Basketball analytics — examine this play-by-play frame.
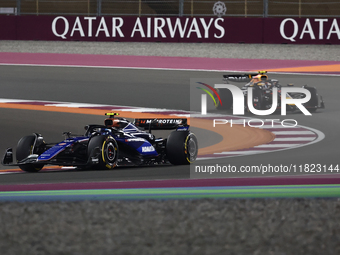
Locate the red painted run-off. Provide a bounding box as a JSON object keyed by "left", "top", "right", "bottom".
{"left": 0, "top": 52, "right": 339, "bottom": 74}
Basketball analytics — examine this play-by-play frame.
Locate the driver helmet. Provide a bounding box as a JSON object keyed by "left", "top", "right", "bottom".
{"left": 247, "top": 76, "right": 259, "bottom": 86}
{"left": 249, "top": 74, "right": 267, "bottom": 85}
{"left": 251, "top": 75, "right": 261, "bottom": 83}
{"left": 104, "top": 118, "right": 120, "bottom": 128}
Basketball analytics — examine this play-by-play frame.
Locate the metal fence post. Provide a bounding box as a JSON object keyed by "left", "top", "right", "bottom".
{"left": 179, "top": 0, "right": 184, "bottom": 17}
{"left": 139, "top": 0, "right": 141, "bottom": 16}
{"left": 263, "top": 0, "right": 268, "bottom": 17}
{"left": 299, "top": 0, "right": 301, "bottom": 18}
{"left": 97, "top": 0, "right": 102, "bottom": 16}
{"left": 191, "top": 0, "right": 194, "bottom": 17}
{"left": 36, "top": 0, "right": 39, "bottom": 15}
{"left": 245, "top": 0, "right": 247, "bottom": 17}
{"left": 16, "top": 0, "right": 21, "bottom": 15}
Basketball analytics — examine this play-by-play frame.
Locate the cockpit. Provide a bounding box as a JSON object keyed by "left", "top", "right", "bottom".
{"left": 247, "top": 74, "right": 268, "bottom": 86}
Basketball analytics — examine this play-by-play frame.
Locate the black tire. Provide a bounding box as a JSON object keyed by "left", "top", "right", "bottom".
{"left": 304, "top": 86, "right": 318, "bottom": 113}
{"left": 16, "top": 135, "right": 43, "bottom": 172}
{"left": 215, "top": 89, "right": 233, "bottom": 110}
{"left": 251, "top": 89, "right": 264, "bottom": 110}
{"left": 292, "top": 87, "right": 318, "bottom": 113}
{"left": 166, "top": 131, "right": 198, "bottom": 165}
{"left": 87, "top": 135, "right": 118, "bottom": 170}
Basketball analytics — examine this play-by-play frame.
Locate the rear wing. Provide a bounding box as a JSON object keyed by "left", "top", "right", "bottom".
{"left": 223, "top": 71, "right": 268, "bottom": 83}
{"left": 134, "top": 118, "right": 188, "bottom": 130}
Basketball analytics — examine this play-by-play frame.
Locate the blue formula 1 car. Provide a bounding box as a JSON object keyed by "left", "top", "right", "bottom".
{"left": 2, "top": 113, "right": 198, "bottom": 172}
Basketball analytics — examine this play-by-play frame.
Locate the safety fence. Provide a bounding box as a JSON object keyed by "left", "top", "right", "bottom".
{"left": 0, "top": 0, "right": 339, "bottom": 18}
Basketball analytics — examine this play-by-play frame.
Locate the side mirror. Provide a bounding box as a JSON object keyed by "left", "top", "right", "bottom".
{"left": 2, "top": 148, "right": 13, "bottom": 165}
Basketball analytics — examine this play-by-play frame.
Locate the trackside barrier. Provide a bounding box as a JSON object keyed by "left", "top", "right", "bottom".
{"left": 0, "top": 16, "right": 339, "bottom": 44}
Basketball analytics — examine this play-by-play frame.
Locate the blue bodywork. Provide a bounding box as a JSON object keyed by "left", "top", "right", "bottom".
{"left": 38, "top": 137, "right": 90, "bottom": 161}
{"left": 38, "top": 124, "right": 158, "bottom": 163}
{"left": 1, "top": 115, "right": 191, "bottom": 170}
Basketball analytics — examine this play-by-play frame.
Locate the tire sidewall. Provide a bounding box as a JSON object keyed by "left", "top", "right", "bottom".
{"left": 101, "top": 136, "right": 118, "bottom": 169}
{"left": 166, "top": 131, "right": 198, "bottom": 165}
{"left": 184, "top": 133, "right": 198, "bottom": 164}
{"left": 251, "top": 88, "right": 264, "bottom": 110}
{"left": 88, "top": 135, "right": 118, "bottom": 169}
{"left": 16, "top": 135, "right": 43, "bottom": 172}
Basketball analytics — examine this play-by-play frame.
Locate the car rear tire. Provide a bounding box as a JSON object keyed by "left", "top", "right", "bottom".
{"left": 251, "top": 89, "right": 264, "bottom": 110}
{"left": 292, "top": 86, "right": 319, "bottom": 113}
{"left": 166, "top": 131, "right": 198, "bottom": 165}
{"left": 304, "top": 86, "right": 318, "bottom": 113}
{"left": 16, "top": 135, "right": 43, "bottom": 172}
{"left": 87, "top": 135, "right": 119, "bottom": 170}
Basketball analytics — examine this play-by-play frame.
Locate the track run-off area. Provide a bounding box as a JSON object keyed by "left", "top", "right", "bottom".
{"left": 0, "top": 52, "right": 339, "bottom": 200}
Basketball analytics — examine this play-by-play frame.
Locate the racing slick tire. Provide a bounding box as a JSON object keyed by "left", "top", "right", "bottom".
{"left": 16, "top": 135, "right": 44, "bottom": 172}
{"left": 250, "top": 89, "right": 265, "bottom": 111}
{"left": 166, "top": 131, "right": 198, "bottom": 165}
{"left": 215, "top": 89, "right": 233, "bottom": 110}
{"left": 291, "top": 86, "right": 319, "bottom": 113}
{"left": 303, "top": 86, "right": 319, "bottom": 113}
{"left": 87, "top": 135, "right": 118, "bottom": 170}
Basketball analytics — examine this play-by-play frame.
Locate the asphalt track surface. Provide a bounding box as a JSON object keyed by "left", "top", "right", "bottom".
{"left": 0, "top": 65, "right": 339, "bottom": 184}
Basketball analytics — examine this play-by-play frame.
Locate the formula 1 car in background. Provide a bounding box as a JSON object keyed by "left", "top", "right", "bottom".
{"left": 2, "top": 113, "right": 198, "bottom": 172}
{"left": 215, "top": 71, "right": 325, "bottom": 113}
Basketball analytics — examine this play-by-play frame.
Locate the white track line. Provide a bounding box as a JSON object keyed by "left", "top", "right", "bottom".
{"left": 274, "top": 137, "right": 315, "bottom": 141}
{"left": 254, "top": 144, "right": 297, "bottom": 148}
{"left": 0, "top": 63, "right": 340, "bottom": 77}
{"left": 272, "top": 131, "right": 315, "bottom": 135}
{"left": 215, "top": 150, "right": 271, "bottom": 155}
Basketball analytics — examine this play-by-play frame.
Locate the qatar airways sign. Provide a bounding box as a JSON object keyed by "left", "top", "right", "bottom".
{"left": 0, "top": 16, "right": 338, "bottom": 44}
{"left": 51, "top": 16, "right": 225, "bottom": 41}
{"left": 280, "top": 18, "right": 340, "bottom": 42}
{"left": 264, "top": 18, "right": 340, "bottom": 44}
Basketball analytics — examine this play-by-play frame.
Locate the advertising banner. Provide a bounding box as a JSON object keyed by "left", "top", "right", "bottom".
{"left": 0, "top": 16, "right": 339, "bottom": 44}
{"left": 0, "top": 16, "right": 262, "bottom": 43}
{"left": 0, "top": 16, "right": 16, "bottom": 40}
{"left": 263, "top": 18, "right": 340, "bottom": 44}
